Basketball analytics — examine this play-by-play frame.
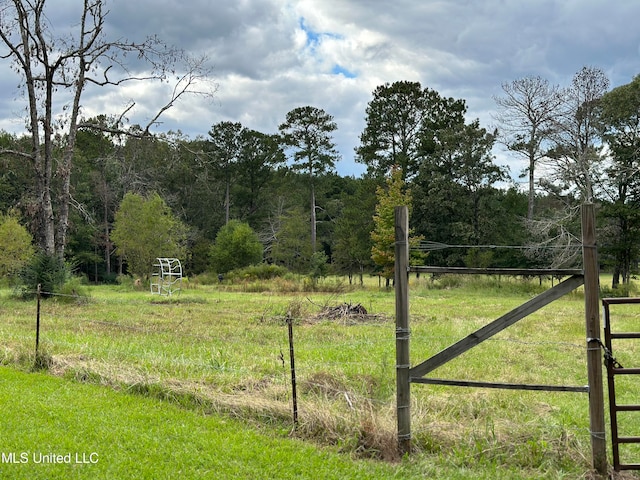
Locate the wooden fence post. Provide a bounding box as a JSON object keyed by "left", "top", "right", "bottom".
{"left": 582, "top": 202, "right": 607, "bottom": 475}
{"left": 395, "top": 206, "right": 411, "bottom": 455}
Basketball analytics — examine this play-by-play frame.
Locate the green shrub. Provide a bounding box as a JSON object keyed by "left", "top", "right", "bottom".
{"left": 226, "top": 263, "right": 289, "bottom": 281}
{"left": 302, "top": 276, "right": 347, "bottom": 293}
{"left": 188, "top": 272, "right": 220, "bottom": 286}
{"left": 425, "top": 274, "right": 463, "bottom": 290}
{"left": 102, "top": 272, "right": 119, "bottom": 284}
{"left": 308, "top": 251, "right": 329, "bottom": 284}
{"left": 57, "top": 276, "right": 91, "bottom": 304}
{"left": 600, "top": 282, "right": 639, "bottom": 298}
{"left": 209, "top": 220, "right": 263, "bottom": 274}
{"left": 114, "top": 274, "right": 148, "bottom": 291}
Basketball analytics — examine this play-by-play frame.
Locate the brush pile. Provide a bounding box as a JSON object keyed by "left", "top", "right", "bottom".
{"left": 320, "top": 302, "right": 368, "bottom": 318}
{"left": 309, "top": 302, "right": 387, "bottom": 325}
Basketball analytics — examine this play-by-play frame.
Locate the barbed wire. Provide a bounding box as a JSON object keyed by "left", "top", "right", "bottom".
{"left": 413, "top": 241, "right": 583, "bottom": 252}
{"left": 11, "top": 284, "right": 614, "bottom": 460}
{"left": 25, "top": 289, "right": 92, "bottom": 299}
{"left": 28, "top": 311, "right": 593, "bottom": 372}
{"left": 23, "top": 290, "right": 593, "bottom": 352}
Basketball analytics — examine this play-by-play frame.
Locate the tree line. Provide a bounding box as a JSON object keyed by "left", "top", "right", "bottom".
{"left": 0, "top": 2, "right": 638, "bottom": 289}
{"left": 1, "top": 72, "right": 638, "bottom": 288}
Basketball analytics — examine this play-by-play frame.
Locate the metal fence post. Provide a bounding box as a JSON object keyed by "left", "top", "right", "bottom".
{"left": 35, "top": 283, "right": 41, "bottom": 355}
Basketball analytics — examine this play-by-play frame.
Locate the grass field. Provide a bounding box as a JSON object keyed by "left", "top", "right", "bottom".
{"left": 1, "top": 274, "right": 640, "bottom": 479}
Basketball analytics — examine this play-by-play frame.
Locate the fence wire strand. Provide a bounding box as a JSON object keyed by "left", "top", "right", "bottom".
{"left": 414, "top": 241, "right": 584, "bottom": 252}
{"left": 5, "top": 288, "right": 609, "bottom": 456}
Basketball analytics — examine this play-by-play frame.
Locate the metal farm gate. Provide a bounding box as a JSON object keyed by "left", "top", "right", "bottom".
{"left": 394, "top": 203, "right": 608, "bottom": 475}
{"left": 603, "top": 297, "right": 640, "bottom": 471}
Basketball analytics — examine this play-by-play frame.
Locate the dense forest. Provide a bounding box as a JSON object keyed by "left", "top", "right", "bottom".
{"left": 1, "top": 70, "right": 639, "bottom": 290}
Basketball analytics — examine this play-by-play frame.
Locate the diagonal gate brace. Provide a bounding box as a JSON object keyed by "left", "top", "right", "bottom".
{"left": 410, "top": 274, "right": 585, "bottom": 380}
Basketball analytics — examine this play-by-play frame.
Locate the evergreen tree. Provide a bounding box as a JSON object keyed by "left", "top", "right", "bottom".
{"left": 599, "top": 74, "right": 640, "bottom": 288}
{"left": 279, "top": 106, "right": 340, "bottom": 253}
{"left": 412, "top": 117, "right": 508, "bottom": 266}
{"left": 207, "top": 122, "right": 243, "bottom": 224}
{"left": 234, "top": 130, "right": 285, "bottom": 225}
{"left": 333, "top": 178, "right": 377, "bottom": 284}
{"left": 357, "top": 80, "right": 466, "bottom": 181}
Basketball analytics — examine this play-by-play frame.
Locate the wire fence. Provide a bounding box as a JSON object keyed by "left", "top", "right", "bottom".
{"left": 15, "top": 288, "right": 599, "bottom": 416}
{"left": 8, "top": 285, "right": 630, "bottom": 466}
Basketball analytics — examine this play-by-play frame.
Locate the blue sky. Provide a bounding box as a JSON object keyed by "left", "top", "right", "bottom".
{"left": 299, "top": 17, "right": 356, "bottom": 78}
{"left": 0, "top": 0, "right": 639, "bottom": 182}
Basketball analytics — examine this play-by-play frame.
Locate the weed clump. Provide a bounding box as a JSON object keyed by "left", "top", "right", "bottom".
{"left": 32, "top": 350, "right": 53, "bottom": 371}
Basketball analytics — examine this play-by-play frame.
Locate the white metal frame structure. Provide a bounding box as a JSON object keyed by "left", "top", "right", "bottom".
{"left": 150, "top": 258, "right": 182, "bottom": 296}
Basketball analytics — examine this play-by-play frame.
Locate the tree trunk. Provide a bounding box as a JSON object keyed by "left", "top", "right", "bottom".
{"left": 55, "top": 157, "right": 71, "bottom": 259}
{"left": 612, "top": 264, "right": 620, "bottom": 289}
{"left": 472, "top": 191, "right": 481, "bottom": 245}
{"left": 56, "top": 55, "right": 87, "bottom": 259}
{"left": 528, "top": 154, "right": 535, "bottom": 220}
{"left": 310, "top": 183, "right": 317, "bottom": 252}
{"left": 622, "top": 249, "right": 631, "bottom": 286}
{"left": 2, "top": 0, "right": 212, "bottom": 262}
{"left": 34, "top": 150, "right": 56, "bottom": 256}
{"left": 94, "top": 245, "right": 98, "bottom": 283}
{"left": 105, "top": 200, "right": 112, "bottom": 276}
{"left": 225, "top": 181, "right": 230, "bottom": 224}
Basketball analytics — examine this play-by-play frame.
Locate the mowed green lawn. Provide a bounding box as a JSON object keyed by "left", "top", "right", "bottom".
{"left": 1, "top": 275, "right": 639, "bottom": 478}
{"left": 0, "top": 366, "right": 415, "bottom": 480}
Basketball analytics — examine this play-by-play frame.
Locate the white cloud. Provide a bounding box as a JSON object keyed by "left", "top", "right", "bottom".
{"left": 1, "top": 0, "right": 639, "bottom": 179}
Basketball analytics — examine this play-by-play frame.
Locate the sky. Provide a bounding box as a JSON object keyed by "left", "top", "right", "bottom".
{"left": 1, "top": 0, "right": 639, "bottom": 183}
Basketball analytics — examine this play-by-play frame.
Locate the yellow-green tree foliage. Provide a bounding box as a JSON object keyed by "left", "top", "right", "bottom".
{"left": 112, "top": 192, "right": 187, "bottom": 279}
{"left": 371, "top": 167, "right": 423, "bottom": 280}
{"left": 0, "top": 211, "right": 34, "bottom": 277}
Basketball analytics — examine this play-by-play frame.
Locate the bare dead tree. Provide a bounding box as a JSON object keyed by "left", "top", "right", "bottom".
{"left": 260, "top": 196, "right": 287, "bottom": 263}
{"left": 545, "top": 66, "right": 610, "bottom": 202}
{"left": 524, "top": 205, "right": 582, "bottom": 269}
{"left": 0, "top": 0, "right": 216, "bottom": 257}
{"left": 493, "top": 76, "right": 562, "bottom": 220}
{"left": 510, "top": 68, "right": 610, "bottom": 268}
